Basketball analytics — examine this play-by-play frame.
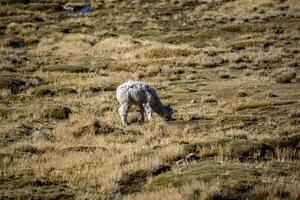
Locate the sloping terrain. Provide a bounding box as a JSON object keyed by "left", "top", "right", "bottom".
{"left": 0, "top": 0, "right": 300, "bottom": 199}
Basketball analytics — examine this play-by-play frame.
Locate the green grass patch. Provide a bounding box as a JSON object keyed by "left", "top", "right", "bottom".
{"left": 185, "top": 137, "right": 272, "bottom": 161}
{"left": 0, "top": 174, "right": 75, "bottom": 199}
{"left": 148, "top": 159, "right": 300, "bottom": 199}
{"left": 34, "top": 86, "right": 77, "bottom": 97}
{"left": 147, "top": 160, "right": 262, "bottom": 193}
{"left": 170, "top": 87, "right": 197, "bottom": 94}
{"left": 157, "top": 34, "right": 195, "bottom": 44}
{"left": 42, "top": 65, "right": 90, "bottom": 73}
{"left": 226, "top": 39, "right": 261, "bottom": 50}
{"left": 185, "top": 137, "right": 234, "bottom": 150}
{"left": 223, "top": 140, "right": 271, "bottom": 161}
{"left": 221, "top": 25, "right": 244, "bottom": 33}
{"left": 235, "top": 100, "right": 297, "bottom": 111}
{"left": 220, "top": 115, "right": 258, "bottom": 123}
{"left": 145, "top": 47, "right": 198, "bottom": 59}
{"left": 196, "top": 30, "right": 217, "bottom": 39}
{"left": 263, "top": 134, "right": 300, "bottom": 149}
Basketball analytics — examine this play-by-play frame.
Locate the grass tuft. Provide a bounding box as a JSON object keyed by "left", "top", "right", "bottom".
{"left": 34, "top": 87, "right": 55, "bottom": 97}
{"left": 273, "top": 68, "right": 296, "bottom": 83}
{"left": 0, "top": 106, "right": 10, "bottom": 119}
{"left": 222, "top": 140, "right": 271, "bottom": 161}
{"left": 45, "top": 106, "right": 72, "bottom": 120}
{"left": 0, "top": 73, "right": 26, "bottom": 93}
{"left": 202, "top": 95, "right": 217, "bottom": 103}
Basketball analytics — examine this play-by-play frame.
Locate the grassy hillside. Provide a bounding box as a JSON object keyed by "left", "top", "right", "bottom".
{"left": 0, "top": 0, "right": 300, "bottom": 199}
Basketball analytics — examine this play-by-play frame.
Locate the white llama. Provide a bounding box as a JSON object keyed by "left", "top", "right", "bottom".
{"left": 116, "top": 80, "right": 173, "bottom": 126}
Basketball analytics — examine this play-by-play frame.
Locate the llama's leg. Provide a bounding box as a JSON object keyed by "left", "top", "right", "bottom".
{"left": 143, "top": 103, "right": 152, "bottom": 121}
{"left": 138, "top": 105, "right": 144, "bottom": 124}
{"left": 118, "top": 103, "right": 130, "bottom": 126}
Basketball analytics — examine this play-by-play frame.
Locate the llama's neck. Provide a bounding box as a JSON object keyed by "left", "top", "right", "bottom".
{"left": 151, "top": 100, "right": 165, "bottom": 117}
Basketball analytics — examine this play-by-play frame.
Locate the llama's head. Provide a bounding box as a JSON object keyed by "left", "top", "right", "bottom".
{"left": 163, "top": 105, "right": 173, "bottom": 121}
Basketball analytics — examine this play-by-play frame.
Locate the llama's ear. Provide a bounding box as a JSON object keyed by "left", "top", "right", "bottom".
{"left": 167, "top": 104, "right": 170, "bottom": 108}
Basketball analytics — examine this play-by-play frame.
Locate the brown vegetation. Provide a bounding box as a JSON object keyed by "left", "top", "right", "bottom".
{"left": 0, "top": 0, "right": 300, "bottom": 199}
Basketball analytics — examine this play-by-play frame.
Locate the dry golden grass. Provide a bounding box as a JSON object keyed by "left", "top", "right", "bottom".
{"left": 0, "top": 0, "right": 300, "bottom": 199}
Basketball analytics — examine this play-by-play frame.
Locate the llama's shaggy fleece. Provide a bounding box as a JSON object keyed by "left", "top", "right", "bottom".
{"left": 116, "top": 80, "right": 173, "bottom": 126}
